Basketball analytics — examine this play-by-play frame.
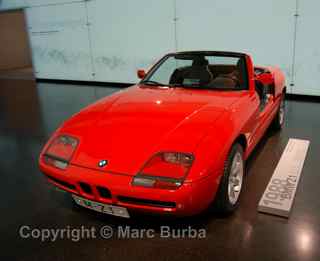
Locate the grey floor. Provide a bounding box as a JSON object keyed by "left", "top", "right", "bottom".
{"left": 1, "top": 73, "right": 320, "bottom": 261}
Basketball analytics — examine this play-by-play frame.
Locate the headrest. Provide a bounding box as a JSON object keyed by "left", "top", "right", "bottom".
{"left": 192, "top": 57, "right": 209, "bottom": 67}
{"left": 210, "top": 77, "right": 237, "bottom": 89}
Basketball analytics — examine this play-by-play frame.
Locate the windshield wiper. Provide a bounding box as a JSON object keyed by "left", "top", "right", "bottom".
{"left": 168, "top": 83, "right": 184, "bottom": 88}
{"left": 140, "top": 80, "right": 167, "bottom": 86}
{"left": 172, "top": 84, "right": 208, "bottom": 89}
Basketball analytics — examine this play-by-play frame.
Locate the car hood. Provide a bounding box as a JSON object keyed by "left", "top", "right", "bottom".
{"left": 60, "top": 85, "right": 239, "bottom": 175}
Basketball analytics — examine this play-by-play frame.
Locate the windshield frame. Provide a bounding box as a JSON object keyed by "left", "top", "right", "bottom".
{"left": 140, "top": 52, "right": 250, "bottom": 91}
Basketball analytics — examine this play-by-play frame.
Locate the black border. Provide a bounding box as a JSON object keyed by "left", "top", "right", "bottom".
{"left": 0, "top": 8, "right": 25, "bottom": 14}
{"left": 285, "top": 93, "right": 320, "bottom": 103}
{"left": 36, "top": 78, "right": 320, "bottom": 102}
{"left": 36, "top": 78, "right": 133, "bottom": 88}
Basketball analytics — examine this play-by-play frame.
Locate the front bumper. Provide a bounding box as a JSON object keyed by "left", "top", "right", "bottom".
{"left": 39, "top": 162, "right": 219, "bottom": 216}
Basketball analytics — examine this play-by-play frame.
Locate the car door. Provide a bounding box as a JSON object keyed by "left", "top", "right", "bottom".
{"left": 250, "top": 85, "right": 277, "bottom": 145}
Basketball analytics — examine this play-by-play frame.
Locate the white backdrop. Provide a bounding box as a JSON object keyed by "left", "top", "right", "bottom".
{"left": 0, "top": 0, "right": 319, "bottom": 96}
{"left": 293, "top": 1, "right": 320, "bottom": 96}
{"left": 176, "top": 0, "right": 295, "bottom": 86}
{"left": 26, "top": 2, "right": 93, "bottom": 81}
{"left": 86, "top": 0, "right": 175, "bottom": 83}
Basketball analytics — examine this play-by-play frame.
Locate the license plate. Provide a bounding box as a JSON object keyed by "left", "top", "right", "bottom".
{"left": 72, "top": 194, "right": 130, "bottom": 218}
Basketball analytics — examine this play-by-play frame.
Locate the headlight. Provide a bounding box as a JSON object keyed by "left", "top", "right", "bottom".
{"left": 132, "top": 152, "right": 194, "bottom": 190}
{"left": 43, "top": 135, "right": 78, "bottom": 170}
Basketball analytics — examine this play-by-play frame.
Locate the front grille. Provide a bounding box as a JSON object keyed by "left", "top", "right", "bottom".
{"left": 118, "top": 196, "right": 176, "bottom": 208}
{"left": 96, "top": 186, "right": 112, "bottom": 199}
{"left": 79, "top": 182, "right": 92, "bottom": 194}
{"left": 46, "top": 175, "right": 76, "bottom": 190}
{"left": 45, "top": 175, "right": 112, "bottom": 200}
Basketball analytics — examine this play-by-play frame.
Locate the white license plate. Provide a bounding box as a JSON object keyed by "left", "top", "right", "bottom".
{"left": 72, "top": 194, "right": 130, "bottom": 218}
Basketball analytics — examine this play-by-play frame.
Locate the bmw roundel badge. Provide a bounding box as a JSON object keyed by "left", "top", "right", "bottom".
{"left": 98, "top": 160, "right": 108, "bottom": 168}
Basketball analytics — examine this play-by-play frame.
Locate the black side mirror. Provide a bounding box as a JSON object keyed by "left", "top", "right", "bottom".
{"left": 255, "top": 79, "right": 275, "bottom": 96}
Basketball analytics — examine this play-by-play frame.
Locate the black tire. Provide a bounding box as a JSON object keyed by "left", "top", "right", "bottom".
{"left": 272, "top": 93, "right": 285, "bottom": 130}
{"left": 213, "top": 143, "right": 245, "bottom": 214}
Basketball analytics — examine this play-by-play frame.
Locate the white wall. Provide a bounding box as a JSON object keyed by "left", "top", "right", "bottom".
{"left": 293, "top": 1, "right": 320, "bottom": 96}
{"left": 176, "top": 0, "right": 295, "bottom": 83}
{"left": 26, "top": 2, "right": 93, "bottom": 81}
{"left": 86, "top": 0, "right": 175, "bottom": 83}
{"left": 0, "top": 0, "right": 319, "bottom": 96}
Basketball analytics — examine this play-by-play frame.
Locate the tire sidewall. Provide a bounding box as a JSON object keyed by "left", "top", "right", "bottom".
{"left": 274, "top": 93, "right": 285, "bottom": 129}
{"left": 214, "top": 143, "right": 245, "bottom": 213}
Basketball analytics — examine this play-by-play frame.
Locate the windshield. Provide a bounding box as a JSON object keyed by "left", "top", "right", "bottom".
{"left": 142, "top": 53, "right": 248, "bottom": 90}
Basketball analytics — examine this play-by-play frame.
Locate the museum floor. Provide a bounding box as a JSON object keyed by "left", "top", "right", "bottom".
{"left": 1, "top": 70, "right": 319, "bottom": 261}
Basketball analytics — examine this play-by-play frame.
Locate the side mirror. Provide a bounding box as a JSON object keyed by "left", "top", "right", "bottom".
{"left": 255, "top": 72, "right": 274, "bottom": 85}
{"left": 137, "top": 69, "right": 146, "bottom": 79}
{"left": 255, "top": 79, "right": 274, "bottom": 96}
{"left": 255, "top": 72, "right": 275, "bottom": 95}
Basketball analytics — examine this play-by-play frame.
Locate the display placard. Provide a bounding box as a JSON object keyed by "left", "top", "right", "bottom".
{"left": 258, "top": 138, "right": 309, "bottom": 218}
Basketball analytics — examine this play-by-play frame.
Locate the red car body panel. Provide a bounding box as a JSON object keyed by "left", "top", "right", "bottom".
{"left": 39, "top": 51, "right": 286, "bottom": 216}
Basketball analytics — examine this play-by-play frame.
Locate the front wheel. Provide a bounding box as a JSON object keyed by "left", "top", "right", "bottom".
{"left": 213, "top": 143, "right": 245, "bottom": 214}
{"left": 272, "top": 93, "right": 285, "bottom": 130}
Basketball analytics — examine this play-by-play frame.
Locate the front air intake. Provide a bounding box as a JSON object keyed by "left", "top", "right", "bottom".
{"left": 118, "top": 196, "right": 176, "bottom": 208}
{"left": 46, "top": 175, "right": 76, "bottom": 191}
{"left": 96, "top": 186, "right": 112, "bottom": 199}
{"left": 79, "top": 182, "right": 92, "bottom": 194}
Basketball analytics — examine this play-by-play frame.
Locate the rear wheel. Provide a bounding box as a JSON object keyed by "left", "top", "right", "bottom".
{"left": 213, "top": 143, "right": 244, "bottom": 214}
{"left": 272, "top": 93, "right": 285, "bottom": 130}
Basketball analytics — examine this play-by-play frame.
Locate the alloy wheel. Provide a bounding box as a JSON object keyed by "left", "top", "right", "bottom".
{"left": 228, "top": 152, "right": 244, "bottom": 205}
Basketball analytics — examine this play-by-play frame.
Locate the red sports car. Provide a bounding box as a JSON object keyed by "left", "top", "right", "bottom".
{"left": 39, "top": 51, "right": 286, "bottom": 218}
